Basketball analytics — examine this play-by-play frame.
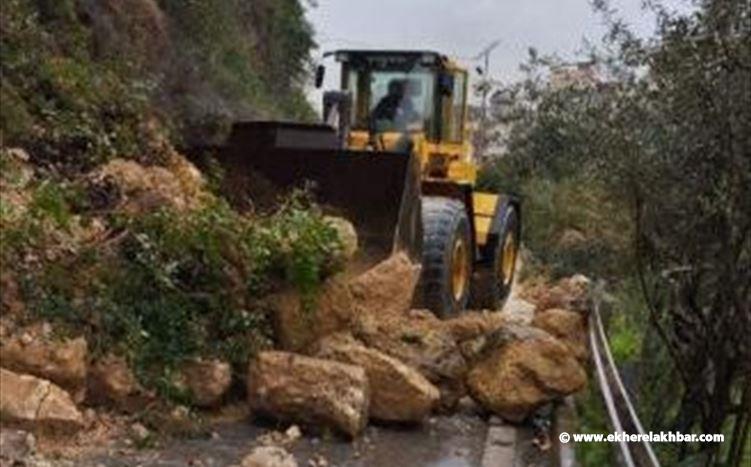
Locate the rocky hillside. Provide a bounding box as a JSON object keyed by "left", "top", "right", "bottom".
{"left": 0, "top": 0, "right": 316, "bottom": 169}
{"left": 1, "top": 0, "right": 345, "bottom": 435}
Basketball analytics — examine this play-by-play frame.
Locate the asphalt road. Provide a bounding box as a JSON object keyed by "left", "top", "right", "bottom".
{"left": 82, "top": 410, "right": 488, "bottom": 467}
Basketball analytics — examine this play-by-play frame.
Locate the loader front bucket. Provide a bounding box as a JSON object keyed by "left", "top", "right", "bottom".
{"left": 220, "top": 121, "right": 422, "bottom": 268}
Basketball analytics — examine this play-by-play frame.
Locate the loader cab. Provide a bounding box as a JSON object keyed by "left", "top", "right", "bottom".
{"left": 327, "top": 50, "right": 469, "bottom": 153}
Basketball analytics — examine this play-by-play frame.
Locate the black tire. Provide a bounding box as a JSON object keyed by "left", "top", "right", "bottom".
{"left": 419, "top": 197, "right": 472, "bottom": 318}
{"left": 469, "top": 205, "right": 520, "bottom": 310}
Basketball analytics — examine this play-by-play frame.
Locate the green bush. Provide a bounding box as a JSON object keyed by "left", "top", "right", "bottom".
{"left": 7, "top": 190, "right": 342, "bottom": 399}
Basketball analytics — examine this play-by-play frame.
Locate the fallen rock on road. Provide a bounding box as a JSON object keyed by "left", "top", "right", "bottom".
{"left": 271, "top": 274, "right": 355, "bottom": 352}
{"left": 0, "top": 329, "right": 88, "bottom": 403}
{"left": 466, "top": 324, "right": 587, "bottom": 422}
{"left": 247, "top": 351, "right": 370, "bottom": 438}
{"left": 241, "top": 445, "right": 298, "bottom": 467}
{"left": 352, "top": 311, "right": 468, "bottom": 410}
{"left": 521, "top": 274, "right": 590, "bottom": 312}
{"left": 0, "top": 368, "right": 84, "bottom": 432}
{"left": 349, "top": 252, "right": 421, "bottom": 318}
{"left": 314, "top": 332, "right": 439, "bottom": 422}
{"left": 270, "top": 253, "right": 422, "bottom": 353}
{"left": 532, "top": 308, "right": 588, "bottom": 361}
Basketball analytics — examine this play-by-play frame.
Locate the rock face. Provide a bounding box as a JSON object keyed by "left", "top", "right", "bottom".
{"left": 466, "top": 324, "right": 587, "bottom": 422}
{"left": 247, "top": 351, "right": 369, "bottom": 437}
{"left": 241, "top": 446, "right": 297, "bottom": 467}
{"left": 353, "top": 311, "right": 467, "bottom": 409}
{"left": 532, "top": 308, "right": 588, "bottom": 361}
{"left": 271, "top": 274, "right": 355, "bottom": 352}
{"left": 315, "top": 333, "right": 439, "bottom": 422}
{"left": 349, "top": 253, "right": 421, "bottom": 317}
{"left": 178, "top": 358, "right": 232, "bottom": 407}
{"left": 0, "top": 334, "right": 87, "bottom": 402}
{"left": 87, "top": 354, "right": 140, "bottom": 407}
{"left": 0, "top": 368, "right": 84, "bottom": 432}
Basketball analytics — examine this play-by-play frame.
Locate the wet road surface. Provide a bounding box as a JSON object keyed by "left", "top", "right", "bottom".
{"left": 83, "top": 411, "right": 488, "bottom": 467}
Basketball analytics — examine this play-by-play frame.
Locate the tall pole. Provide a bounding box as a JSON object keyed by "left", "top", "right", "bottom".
{"left": 474, "top": 39, "right": 501, "bottom": 160}
{"left": 482, "top": 51, "right": 490, "bottom": 129}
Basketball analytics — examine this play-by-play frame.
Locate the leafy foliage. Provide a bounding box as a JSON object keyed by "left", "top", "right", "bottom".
{"left": 3, "top": 184, "right": 342, "bottom": 398}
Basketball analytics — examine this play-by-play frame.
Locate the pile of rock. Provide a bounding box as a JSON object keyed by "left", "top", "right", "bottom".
{"left": 0, "top": 152, "right": 591, "bottom": 447}
{"left": 0, "top": 151, "right": 237, "bottom": 443}
{"left": 0, "top": 326, "right": 234, "bottom": 436}
{"left": 250, "top": 250, "right": 591, "bottom": 437}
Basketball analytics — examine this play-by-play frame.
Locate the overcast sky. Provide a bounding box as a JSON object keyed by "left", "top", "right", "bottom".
{"left": 305, "top": 0, "right": 692, "bottom": 104}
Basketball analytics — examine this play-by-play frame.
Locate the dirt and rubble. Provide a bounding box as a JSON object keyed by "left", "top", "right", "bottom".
{"left": 0, "top": 148, "right": 592, "bottom": 466}
{"left": 0, "top": 251, "right": 590, "bottom": 466}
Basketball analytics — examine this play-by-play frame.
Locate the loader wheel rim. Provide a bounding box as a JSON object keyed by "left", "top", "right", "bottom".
{"left": 451, "top": 237, "right": 469, "bottom": 302}
{"left": 501, "top": 233, "right": 517, "bottom": 286}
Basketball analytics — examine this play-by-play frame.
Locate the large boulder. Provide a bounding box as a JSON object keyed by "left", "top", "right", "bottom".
{"left": 177, "top": 358, "right": 232, "bottom": 408}
{"left": 0, "top": 368, "right": 84, "bottom": 432}
{"left": 466, "top": 324, "right": 587, "bottom": 422}
{"left": 441, "top": 311, "right": 507, "bottom": 343}
{"left": 241, "top": 446, "right": 297, "bottom": 467}
{"left": 520, "top": 275, "right": 590, "bottom": 312}
{"left": 532, "top": 308, "right": 588, "bottom": 361}
{"left": 349, "top": 253, "right": 421, "bottom": 317}
{"left": 0, "top": 331, "right": 87, "bottom": 402}
{"left": 314, "top": 333, "right": 439, "bottom": 422}
{"left": 270, "top": 274, "right": 355, "bottom": 352}
{"left": 247, "top": 351, "right": 369, "bottom": 438}
{"left": 352, "top": 311, "right": 467, "bottom": 410}
{"left": 498, "top": 296, "right": 537, "bottom": 325}
{"left": 270, "top": 253, "right": 421, "bottom": 352}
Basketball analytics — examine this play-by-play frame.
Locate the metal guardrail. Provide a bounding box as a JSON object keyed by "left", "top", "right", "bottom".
{"left": 589, "top": 299, "right": 661, "bottom": 467}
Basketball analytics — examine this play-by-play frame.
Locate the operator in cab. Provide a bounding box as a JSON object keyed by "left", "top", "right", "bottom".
{"left": 371, "top": 78, "right": 422, "bottom": 132}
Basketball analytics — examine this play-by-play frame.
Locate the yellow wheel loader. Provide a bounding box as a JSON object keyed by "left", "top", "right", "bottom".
{"left": 217, "top": 50, "right": 520, "bottom": 317}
